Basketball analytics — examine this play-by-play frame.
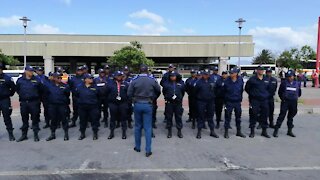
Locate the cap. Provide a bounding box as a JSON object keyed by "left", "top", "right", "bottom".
{"left": 266, "top": 67, "right": 272, "bottom": 73}
{"left": 103, "top": 64, "right": 110, "bottom": 69}
{"left": 168, "top": 64, "right": 174, "bottom": 68}
{"left": 196, "top": 71, "right": 202, "bottom": 75}
{"left": 98, "top": 68, "right": 105, "bottom": 74}
{"left": 212, "top": 66, "right": 218, "bottom": 71}
{"left": 190, "top": 69, "right": 196, "bottom": 74}
{"left": 48, "top": 72, "right": 53, "bottom": 76}
{"left": 36, "top": 67, "right": 44, "bottom": 71}
{"left": 82, "top": 65, "right": 88, "bottom": 70}
{"left": 123, "top": 66, "right": 129, "bottom": 71}
{"left": 169, "top": 71, "right": 178, "bottom": 76}
{"left": 76, "top": 66, "right": 84, "bottom": 71}
{"left": 52, "top": 72, "right": 62, "bottom": 77}
{"left": 24, "top": 65, "right": 34, "bottom": 71}
{"left": 202, "top": 69, "right": 210, "bottom": 75}
{"left": 286, "top": 70, "right": 296, "bottom": 77}
{"left": 229, "top": 68, "right": 238, "bottom": 74}
{"left": 114, "top": 71, "right": 124, "bottom": 77}
{"left": 84, "top": 74, "right": 94, "bottom": 79}
{"left": 140, "top": 64, "right": 148, "bottom": 72}
{"left": 222, "top": 71, "right": 228, "bottom": 75}
{"left": 56, "top": 67, "right": 64, "bottom": 72}
{"left": 256, "top": 65, "right": 264, "bottom": 70}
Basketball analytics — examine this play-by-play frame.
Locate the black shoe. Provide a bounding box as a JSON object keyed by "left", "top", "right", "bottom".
{"left": 16, "top": 132, "right": 28, "bottom": 142}
{"left": 43, "top": 124, "right": 50, "bottom": 129}
{"left": 134, "top": 147, "right": 140, "bottom": 152}
{"left": 93, "top": 132, "right": 98, "bottom": 140}
{"left": 196, "top": 129, "right": 201, "bottom": 139}
{"left": 287, "top": 128, "right": 296, "bottom": 137}
{"left": 108, "top": 130, "right": 114, "bottom": 139}
{"left": 46, "top": 133, "right": 56, "bottom": 141}
{"left": 215, "top": 122, "right": 220, "bottom": 129}
{"left": 8, "top": 131, "right": 15, "bottom": 141}
{"left": 177, "top": 129, "right": 183, "bottom": 138}
{"left": 224, "top": 128, "right": 229, "bottom": 139}
{"left": 261, "top": 128, "right": 271, "bottom": 138}
{"left": 249, "top": 128, "right": 255, "bottom": 138}
{"left": 167, "top": 128, "right": 172, "bottom": 138}
{"left": 64, "top": 131, "right": 69, "bottom": 141}
{"left": 34, "top": 132, "right": 40, "bottom": 142}
{"left": 236, "top": 129, "right": 246, "bottom": 138}
{"left": 78, "top": 132, "right": 86, "bottom": 140}
{"left": 256, "top": 124, "right": 262, "bottom": 129}
{"left": 128, "top": 122, "right": 133, "bottom": 129}
{"left": 146, "top": 152, "right": 152, "bottom": 157}
{"left": 122, "top": 130, "right": 127, "bottom": 139}
{"left": 273, "top": 128, "right": 279, "bottom": 138}
{"left": 210, "top": 130, "right": 219, "bottom": 138}
{"left": 69, "top": 121, "right": 76, "bottom": 128}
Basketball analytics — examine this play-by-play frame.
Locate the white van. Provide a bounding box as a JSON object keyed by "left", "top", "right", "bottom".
{"left": 3, "top": 70, "right": 24, "bottom": 84}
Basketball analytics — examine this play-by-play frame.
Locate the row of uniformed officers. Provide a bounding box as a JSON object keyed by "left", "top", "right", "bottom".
{"left": 0, "top": 63, "right": 301, "bottom": 143}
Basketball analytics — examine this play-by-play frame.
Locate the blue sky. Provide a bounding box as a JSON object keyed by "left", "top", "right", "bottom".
{"left": 1, "top": 0, "right": 319, "bottom": 63}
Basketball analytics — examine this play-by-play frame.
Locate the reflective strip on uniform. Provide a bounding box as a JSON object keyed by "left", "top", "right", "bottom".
{"left": 97, "top": 83, "right": 105, "bottom": 87}
{"left": 286, "top": 87, "right": 297, "bottom": 91}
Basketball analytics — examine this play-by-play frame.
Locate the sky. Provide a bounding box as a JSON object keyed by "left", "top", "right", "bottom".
{"left": 0, "top": 0, "right": 320, "bottom": 64}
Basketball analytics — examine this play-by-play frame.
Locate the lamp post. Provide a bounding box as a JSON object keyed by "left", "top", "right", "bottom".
{"left": 235, "top": 18, "right": 246, "bottom": 70}
{"left": 19, "top": 16, "right": 31, "bottom": 68}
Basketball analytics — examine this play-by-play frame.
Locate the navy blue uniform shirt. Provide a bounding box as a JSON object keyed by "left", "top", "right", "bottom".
{"left": 278, "top": 80, "right": 301, "bottom": 101}
{"left": 162, "top": 80, "right": 185, "bottom": 102}
{"left": 69, "top": 75, "right": 84, "bottom": 94}
{"left": 75, "top": 83, "right": 99, "bottom": 105}
{"left": 16, "top": 75, "right": 43, "bottom": 101}
{"left": 265, "top": 76, "right": 278, "bottom": 98}
{"left": 245, "top": 75, "right": 270, "bottom": 101}
{"left": 223, "top": 76, "right": 244, "bottom": 102}
{"left": 106, "top": 80, "right": 129, "bottom": 103}
{"left": 46, "top": 81, "right": 70, "bottom": 105}
{"left": 0, "top": 73, "right": 16, "bottom": 99}
{"left": 194, "top": 78, "right": 215, "bottom": 101}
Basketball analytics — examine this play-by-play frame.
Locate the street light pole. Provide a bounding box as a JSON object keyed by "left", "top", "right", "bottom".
{"left": 235, "top": 18, "right": 246, "bottom": 71}
{"left": 19, "top": 16, "right": 31, "bottom": 68}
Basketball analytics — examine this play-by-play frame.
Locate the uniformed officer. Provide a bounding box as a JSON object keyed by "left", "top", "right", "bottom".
{"left": 265, "top": 68, "right": 278, "bottom": 128}
{"left": 194, "top": 69, "right": 219, "bottom": 139}
{"left": 223, "top": 68, "right": 246, "bottom": 138}
{"left": 102, "top": 64, "right": 112, "bottom": 125}
{"left": 107, "top": 71, "right": 130, "bottom": 139}
{"left": 0, "top": 63, "right": 16, "bottom": 141}
{"left": 35, "top": 67, "right": 50, "bottom": 129}
{"left": 94, "top": 68, "right": 110, "bottom": 128}
{"left": 273, "top": 70, "right": 301, "bottom": 138}
{"left": 160, "top": 64, "right": 175, "bottom": 86}
{"left": 16, "top": 65, "right": 44, "bottom": 142}
{"left": 122, "top": 66, "right": 134, "bottom": 129}
{"left": 214, "top": 71, "right": 228, "bottom": 129}
{"left": 69, "top": 66, "right": 85, "bottom": 128}
{"left": 82, "top": 64, "right": 89, "bottom": 74}
{"left": 245, "top": 66, "right": 271, "bottom": 138}
{"left": 162, "top": 71, "right": 185, "bottom": 138}
{"left": 45, "top": 73, "right": 71, "bottom": 141}
{"left": 128, "top": 64, "right": 161, "bottom": 157}
{"left": 75, "top": 74, "right": 100, "bottom": 140}
{"left": 185, "top": 69, "right": 197, "bottom": 124}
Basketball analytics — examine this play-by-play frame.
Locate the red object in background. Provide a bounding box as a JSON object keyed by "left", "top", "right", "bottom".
{"left": 316, "top": 17, "right": 320, "bottom": 87}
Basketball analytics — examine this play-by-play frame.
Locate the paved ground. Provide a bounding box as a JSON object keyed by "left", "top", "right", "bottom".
{"left": 0, "top": 112, "right": 319, "bottom": 179}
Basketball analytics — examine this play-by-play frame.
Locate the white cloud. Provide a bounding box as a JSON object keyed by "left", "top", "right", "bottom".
{"left": 0, "top": 15, "right": 21, "bottom": 27}
{"left": 125, "top": 9, "right": 169, "bottom": 35}
{"left": 61, "top": 0, "right": 71, "bottom": 5}
{"left": 32, "top": 24, "right": 61, "bottom": 34}
{"left": 182, "top": 28, "right": 196, "bottom": 35}
{"left": 248, "top": 24, "right": 317, "bottom": 55}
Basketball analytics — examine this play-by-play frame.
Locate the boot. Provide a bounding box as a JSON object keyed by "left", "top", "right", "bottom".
{"left": 236, "top": 127, "right": 246, "bottom": 138}
{"left": 261, "top": 128, "right": 271, "bottom": 138}
{"left": 34, "top": 132, "right": 40, "bottom": 142}
{"left": 128, "top": 122, "right": 133, "bottom": 129}
{"left": 196, "top": 129, "right": 201, "bottom": 139}
{"left": 210, "top": 129, "right": 219, "bottom": 138}
{"left": 287, "top": 128, "right": 296, "bottom": 137}
{"left": 7, "top": 130, "right": 15, "bottom": 141}
{"left": 46, "top": 132, "right": 56, "bottom": 141}
{"left": 78, "top": 131, "right": 86, "bottom": 140}
{"left": 224, "top": 128, "right": 229, "bottom": 139}
{"left": 64, "top": 130, "right": 69, "bottom": 141}
{"left": 273, "top": 127, "right": 279, "bottom": 138}
{"left": 108, "top": 129, "right": 114, "bottom": 139}
{"left": 122, "top": 129, "right": 127, "bottom": 139}
{"left": 93, "top": 131, "right": 98, "bottom": 140}
{"left": 177, "top": 129, "right": 183, "bottom": 138}
{"left": 17, "top": 131, "right": 28, "bottom": 142}
{"left": 69, "top": 121, "right": 76, "bottom": 128}
{"left": 215, "top": 122, "right": 220, "bottom": 129}
{"left": 249, "top": 128, "right": 255, "bottom": 138}
{"left": 167, "top": 128, "right": 172, "bottom": 138}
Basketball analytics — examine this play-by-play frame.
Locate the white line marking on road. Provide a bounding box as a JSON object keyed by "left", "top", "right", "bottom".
{"left": 0, "top": 166, "right": 320, "bottom": 176}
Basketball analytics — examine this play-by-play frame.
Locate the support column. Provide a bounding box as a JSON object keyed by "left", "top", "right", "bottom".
{"left": 43, "top": 56, "right": 54, "bottom": 76}
{"left": 218, "top": 57, "right": 229, "bottom": 74}
{"left": 70, "top": 58, "right": 77, "bottom": 74}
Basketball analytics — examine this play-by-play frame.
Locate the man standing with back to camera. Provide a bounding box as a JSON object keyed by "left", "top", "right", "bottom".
{"left": 128, "top": 65, "right": 160, "bottom": 157}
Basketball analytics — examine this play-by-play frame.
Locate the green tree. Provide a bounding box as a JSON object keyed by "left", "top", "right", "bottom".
{"left": 300, "top": 45, "right": 316, "bottom": 61}
{"left": 277, "top": 50, "right": 303, "bottom": 69}
{"left": 252, "top": 49, "right": 275, "bottom": 64}
{"left": 107, "top": 41, "right": 154, "bottom": 72}
{"left": 0, "top": 49, "right": 20, "bottom": 66}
